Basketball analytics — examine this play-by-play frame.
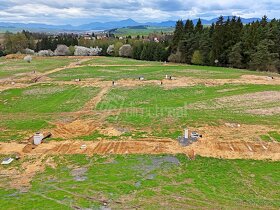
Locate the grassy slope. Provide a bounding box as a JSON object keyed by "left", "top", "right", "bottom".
{"left": 49, "top": 65, "right": 255, "bottom": 81}
{"left": 82, "top": 56, "right": 162, "bottom": 65}
{"left": 0, "top": 84, "right": 99, "bottom": 113}
{"left": 0, "top": 84, "right": 99, "bottom": 141}
{"left": 0, "top": 57, "right": 73, "bottom": 79}
{"left": 1, "top": 57, "right": 280, "bottom": 209}
{"left": 2, "top": 56, "right": 280, "bottom": 140}
{"left": 97, "top": 85, "right": 280, "bottom": 134}
{"left": 0, "top": 155, "right": 279, "bottom": 209}
{"left": 50, "top": 56, "right": 277, "bottom": 81}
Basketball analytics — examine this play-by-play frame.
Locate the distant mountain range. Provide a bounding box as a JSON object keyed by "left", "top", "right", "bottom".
{"left": 0, "top": 17, "right": 265, "bottom": 32}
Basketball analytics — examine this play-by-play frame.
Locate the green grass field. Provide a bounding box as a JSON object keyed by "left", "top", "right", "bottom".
{"left": 49, "top": 64, "right": 261, "bottom": 81}
{"left": 0, "top": 56, "right": 280, "bottom": 209}
{"left": 0, "top": 84, "right": 99, "bottom": 141}
{"left": 1, "top": 155, "right": 280, "bottom": 209}
{"left": 82, "top": 56, "right": 162, "bottom": 65}
{"left": 98, "top": 84, "right": 280, "bottom": 129}
{"left": 1, "top": 56, "right": 280, "bottom": 141}
{"left": 0, "top": 57, "right": 73, "bottom": 79}
{"left": 112, "top": 26, "right": 174, "bottom": 36}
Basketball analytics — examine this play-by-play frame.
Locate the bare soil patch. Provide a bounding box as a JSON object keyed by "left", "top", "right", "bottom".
{"left": 51, "top": 120, "right": 98, "bottom": 139}
{"left": 0, "top": 155, "right": 55, "bottom": 189}
{"left": 240, "top": 74, "right": 280, "bottom": 85}
{"left": 0, "top": 82, "right": 32, "bottom": 92}
{"left": 1, "top": 122, "right": 280, "bottom": 189}
{"left": 5, "top": 54, "right": 26, "bottom": 59}
{"left": 1, "top": 134, "right": 280, "bottom": 161}
{"left": 99, "top": 127, "right": 124, "bottom": 136}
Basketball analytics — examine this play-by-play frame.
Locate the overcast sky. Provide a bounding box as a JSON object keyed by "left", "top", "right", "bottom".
{"left": 0, "top": 0, "right": 279, "bottom": 25}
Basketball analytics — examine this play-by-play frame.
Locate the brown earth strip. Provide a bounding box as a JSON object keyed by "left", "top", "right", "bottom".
{"left": 1, "top": 136, "right": 280, "bottom": 189}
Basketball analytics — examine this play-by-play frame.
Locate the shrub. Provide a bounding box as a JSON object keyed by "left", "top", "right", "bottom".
{"left": 191, "top": 50, "right": 203, "bottom": 65}
{"left": 89, "top": 47, "right": 102, "bottom": 56}
{"left": 54, "top": 45, "right": 70, "bottom": 56}
{"left": 74, "top": 46, "right": 89, "bottom": 56}
{"left": 23, "top": 55, "right": 32, "bottom": 63}
{"left": 132, "top": 43, "right": 144, "bottom": 60}
{"left": 168, "top": 50, "right": 182, "bottom": 63}
{"left": 119, "top": 44, "right": 132, "bottom": 57}
{"left": 68, "top": 46, "right": 75, "bottom": 56}
{"left": 0, "top": 51, "right": 4, "bottom": 57}
{"left": 24, "top": 48, "right": 35, "bottom": 55}
{"left": 107, "top": 45, "right": 114, "bottom": 56}
{"left": 114, "top": 42, "right": 123, "bottom": 57}
{"left": 74, "top": 46, "right": 102, "bottom": 56}
{"left": 37, "top": 50, "right": 54, "bottom": 57}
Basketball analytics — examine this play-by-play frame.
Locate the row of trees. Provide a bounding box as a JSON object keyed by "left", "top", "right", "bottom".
{"left": 2, "top": 16, "right": 280, "bottom": 73}
{"left": 36, "top": 34, "right": 79, "bottom": 51}
{"left": 2, "top": 32, "right": 81, "bottom": 54}
{"left": 171, "top": 16, "right": 280, "bottom": 72}
{"left": 105, "top": 41, "right": 169, "bottom": 61}
{"left": 3, "top": 31, "right": 34, "bottom": 54}
{"left": 1, "top": 31, "right": 169, "bottom": 61}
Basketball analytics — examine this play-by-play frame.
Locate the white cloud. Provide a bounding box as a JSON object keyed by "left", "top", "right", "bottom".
{"left": 0, "top": 0, "right": 279, "bottom": 24}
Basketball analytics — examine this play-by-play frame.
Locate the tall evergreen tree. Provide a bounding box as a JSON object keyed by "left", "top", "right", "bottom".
{"left": 185, "top": 19, "right": 194, "bottom": 34}
{"left": 211, "top": 16, "right": 227, "bottom": 64}
{"left": 195, "top": 18, "right": 203, "bottom": 33}
{"left": 172, "top": 20, "right": 184, "bottom": 48}
{"left": 229, "top": 42, "right": 243, "bottom": 68}
{"left": 250, "top": 39, "right": 279, "bottom": 72}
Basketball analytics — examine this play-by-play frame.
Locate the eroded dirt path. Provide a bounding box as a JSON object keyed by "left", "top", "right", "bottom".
{"left": 1, "top": 138, "right": 280, "bottom": 160}
{"left": 82, "top": 86, "right": 110, "bottom": 112}
{"left": 39, "top": 58, "right": 92, "bottom": 76}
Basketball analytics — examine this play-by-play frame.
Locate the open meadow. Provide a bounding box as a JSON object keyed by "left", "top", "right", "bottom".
{"left": 0, "top": 56, "right": 280, "bottom": 209}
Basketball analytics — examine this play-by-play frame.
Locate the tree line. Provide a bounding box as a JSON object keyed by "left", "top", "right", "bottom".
{"left": 171, "top": 16, "right": 280, "bottom": 73}
{"left": 1, "top": 30, "right": 170, "bottom": 62}
{"left": 1, "top": 16, "right": 280, "bottom": 73}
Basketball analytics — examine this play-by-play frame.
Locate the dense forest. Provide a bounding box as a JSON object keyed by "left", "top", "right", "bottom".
{"left": 1, "top": 16, "right": 280, "bottom": 73}
{"left": 171, "top": 16, "right": 280, "bottom": 73}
